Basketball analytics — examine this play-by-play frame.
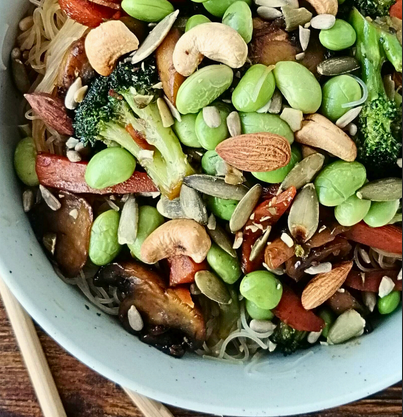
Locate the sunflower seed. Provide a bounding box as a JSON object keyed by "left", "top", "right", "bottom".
{"left": 288, "top": 183, "right": 319, "bottom": 243}
{"left": 250, "top": 226, "right": 272, "bottom": 262}
{"left": 281, "top": 233, "right": 294, "bottom": 248}
{"left": 299, "top": 25, "right": 311, "bottom": 51}
{"left": 66, "top": 137, "right": 79, "bottom": 149}
{"left": 22, "top": 189, "right": 35, "bottom": 213}
{"left": 256, "top": 0, "right": 299, "bottom": 7}
{"left": 207, "top": 214, "right": 217, "bottom": 231}
{"left": 128, "top": 305, "right": 144, "bottom": 332}
{"left": 296, "top": 52, "right": 305, "bottom": 61}
{"left": 250, "top": 320, "right": 277, "bottom": 334}
{"left": 317, "top": 57, "right": 360, "bottom": 77}
{"left": 280, "top": 108, "right": 303, "bottom": 132}
{"left": 74, "top": 85, "right": 89, "bottom": 104}
{"left": 310, "top": 14, "right": 336, "bottom": 30}
{"left": 336, "top": 106, "right": 363, "bottom": 129}
{"left": 39, "top": 185, "right": 61, "bottom": 211}
{"left": 356, "top": 178, "right": 403, "bottom": 202}
{"left": 327, "top": 310, "right": 366, "bottom": 345}
{"left": 157, "top": 98, "right": 175, "bottom": 128}
{"left": 305, "top": 262, "right": 332, "bottom": 275}
{"left": 257, "top": 6, "right": 283, "bottom": 20}
{"left": 398, "top": 159, "right": 403, "bottom": 169}
{"left": 67, "top": 150, "right": 82, "bottom": 163}
{"left": 208, "top": 225, "right": 238, "bottom": 258}
{"left": 230, "top": 184, "right": 262, "bottom": 233}
{"left": 157, "top": 196, "right": 187, "bottom": 219}
{"left": 43, "top": 233, "right": 57, "bottom": 255}
{"left": 203, "top": 106, "right": 222, "bottom": 129}
{"left": 164, "top": 96, "right": 182, "bottom": 122}
{"left": 180, "top": 184, "right": 208, "bottom": 225}
{"left": 363, "top": 292, "right": 377, "bottom": 313}
{"left": 184, "top": 175, "right": 248, "bottom": 201}
{"left": 227, "top": 111, "right": 242, "bottom": 137}
{"left": 195, "top": 271, "right": 232, "bottom": 305}
{"left": 379, "top": 276, "right": 396, "bottom": 299}
{"left": 118, "top": 196, "right": 139, "bottom": 245}
{"left": 347, "top": 123, "right": 358, "bottom": 137}
{"left": 65, "top": 77, "right": 83, "bottom": 110}
{"left": 225, "top": 164, "right": 245, "bottom": 185}
{"left": 233, "top": 231, "right": 244, "bottom": 250}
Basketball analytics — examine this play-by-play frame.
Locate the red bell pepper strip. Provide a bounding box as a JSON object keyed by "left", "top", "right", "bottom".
{"left": 36, "top": 153, "right": 158, "bottom": 194}
{"left": 345, "top": 269, "right": 402, "bottom": 293}
{"left": 391, "top": 0, "right": 402, "bottom": 19}
{"left": 167, "top": 256, "right": 208, "bottom": 287}
{"left": 273, "top": 285, "right": 325, "bottom": 332}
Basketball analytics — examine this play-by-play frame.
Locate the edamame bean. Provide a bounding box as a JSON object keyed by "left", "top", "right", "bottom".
{"left": 176, "top": 65, "right": 234, "bottom": 115}
{"left": 240, "top": 113, "right": 294, "bottom": 144}
{"left": 173, "top": 114, "right": 201, "bottom": 148}
{"left": 335, "top": 194, "right": 372, "bottom": 227}
{"left": 240, "top": 271, "right": 283, "bottom": 310}
{"left": 321, "top": 75, "right": 362, "bottom": 122}
{"left": 185, "top": 15, "right": 211, "bottom": 32}
{"left": 121, "top": 0, "right": 174, "bottom": 22}
{"left": 85, "top": 148, "right": 136, "bottom": 190}
{"left": 364, "top": 200, "right": 400, "bottom": 228}
{"left": 319, "top": 308, "right": 336, "bottom": 339}
{"left": 128, "top": 206, "right": 164, "bottom": 260}
{"left": 320, "top": 19, "right": 357, "bottom": 51}
{"left": 206, "top": 196, "right": 238, "bottom": 221}
{"left": 274, "top": 62, "right": 322, "bottom": 114}
{"left": 14, "top": 137, "right": 39, "bottom": 187}
{"left": 378, "top": 291, "right": 401, "bottom": 315}
{"left": 253, "top": 146, "right": 302, "bottom": 184}
{"left": 246, "top": 299, "right": 274, "bottom": 321}
{"left": 223, "top": 1, "right": 253, "bottom": 43}
{"left": 207, "top": 243, "right": 242, "bottom": 285}
{"left": 232, "top": 65, "right": 276, "bottom": 113}
{"left": 315, "top": 161, "right": 367, "bottom": 207}
{"left": 89, "top": 210, "right": 121, "bottom": 266}
{"left": 201, "top": 0, "right": 252, "bottom": 18}
{"left": 201, "top": 151, "right": 226, "bottom": 176}
{"left": 196, "top": 102, "right": 231, "bottom": 150}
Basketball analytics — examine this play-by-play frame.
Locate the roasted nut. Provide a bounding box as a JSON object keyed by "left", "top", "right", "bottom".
{"left": 305, "top": 0, "right": 338, "bottom": 16}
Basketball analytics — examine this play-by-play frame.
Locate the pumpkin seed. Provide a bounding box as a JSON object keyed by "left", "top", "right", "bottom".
{"left": 281, "top": 153, "right": 325, "bottom": 191}
{"left": 118, "top": 195, "right": 138, "bottom": 245}
{"left": 43, "top": 233, "right": 57, "bottom": 255}
{"left": 227, "top": 111, "right": 242, "bottom": 137}
{"left": 180, "top": 184, "right": 208, "bottom": 225}
{"left": 230, "top": 184, "right": 262, "bottom": 233}
{"left": 282, "top": 6, "right": 313, "bottom": 32}
{"left": 288, "top": 183, "right": 319, "bottom": 243}
{"left": 250, "top": 226, "right": 272, "bottom": 262}
{"left": 299, "top": 25, "right": 311, "bottom": 51}
{"left": 157, "top": 98, "right": 175, "bottom": 128}
{"left": 310, "top": 14, "right": 336, "bottom": 30}
{"left": 348, "top": 123, "right": 358, "bottom": 137}
{"left": 208, "top": 224, "right": 237, "bottom": 258}
{"left": 257, "top": 6, "right": 283, "bottom": 20}
{"left": 195, "top": 271, "right": 232, "bottom": 305}
{"left": 164, "top": 96, "right": 182, "bottom": 122}
{"left": 157, "top": 196, "right": 187, "bottom": 219}
{"left": 203, "top": 106, "right": 222, "bottom": 129}
{"left": 336, "top": 106, "right": 363, "bottom": 129}
{"left": 356, "top": 178, "right": 403, "bottom": 202}
{"left": 317, "top": 57, "right": 360, "bottom": 77}
{"left": 184, "top": 175, "right": 248, "bottom": 201}
{"left": 22, "top": 189, "right": 35, "bottom": 213}
{"left": 327, "top": 310, "right": 366, "bottom": 345}
{"left": 39, "top": 185, "right": 61, "bottom": 211}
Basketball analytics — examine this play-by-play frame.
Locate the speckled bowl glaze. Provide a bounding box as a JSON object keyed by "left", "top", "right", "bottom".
{"left": 0, "top": 2, "right": 402, "bottom": 415}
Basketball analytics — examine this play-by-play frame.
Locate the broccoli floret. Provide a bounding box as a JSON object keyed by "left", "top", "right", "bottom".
{"left": 354, "top": 0, "right": 396, "bottom": 18}
{"left": 270, "top": 322, "right": 309, "bottom": 356}
{"left": 350, "top": 8, "right": 402, "bottom": 179}
{"left": 74, "top": 60, "right": 193, "bottom": 198}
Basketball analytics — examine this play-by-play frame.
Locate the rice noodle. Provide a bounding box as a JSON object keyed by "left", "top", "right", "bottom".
{"left": 354, "top": 244, "right": 402, "bottom": 272}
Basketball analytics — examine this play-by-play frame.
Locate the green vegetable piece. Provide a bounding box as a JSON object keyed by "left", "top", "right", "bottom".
{"left": 240, "top": 271, "right": 283, "bottom": 310}
{"left": 207, "top": 243, "right": 242, "bottom": 285}
{"left": 315, "top": 161, "right": 367, "bottom": 207}
{"left": 173, "top": 114, "right": 201, "bottom": 148}
{"left": 201, "top": 150, "right": 226, "bottom": 176}
{"left": 206, "top": 196, "right": 238, "bottom": 221}
{"left": 240, "top": 112, "right": 294, "bottom": 144}
{"left": 274, "top": 62, "right": 322, "bottom": 114}
{"left": 222, "top": 1, "right": 253, "bottom": 43}
{"left": 321, "top": 75, "right": 362, "bottom": 122}
{"left": 195, "top": 102, "right": 232, "bottom": 150}
{"left": 253, "top": 145, "right": 302, "bottom": 184}
{"left": 121, "top": 0, "right": 174, "bottom": 22}
{"left": 202, "top": 0, "right": 252, "bottom": 17}
{"left": 89, "top": 210, "right": 121, "bottom": 266}
{"left": 246, "top": 299, "right": 274, "bottom": 321}
{"left": 14, "top": 137, "right": 39, "bottom": 187}
{"left": 319, "top": 308, "right": 336, "bottom": 339}
{"left": 185, "top": 15, "right": 211, "bottom": 32}
{"left": 364, "top": 200, "right": 400, "bottom": 228}
{"left": 128, "top": 206, "right": 164, "bottom": 260}
{"left": 232, "top": 65, "right": 276, "bottom": 113}
{"left": 176, "top": 65, "right": 234, "bottom": 115}
{"left": 85, "top": 147, "right": 136, "bottom": 190}
{"left": 335, "top": 194, "right": 372, "bottom": 227}
{"left": 378, "top": 291, "right": 401, "bottom": 315}
{"left": 320, "top": 19, "right": 357, "bottom": 51}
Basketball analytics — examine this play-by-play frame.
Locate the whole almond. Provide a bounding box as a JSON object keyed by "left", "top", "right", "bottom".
{"left": 25, "top": 93, "right": 74, "bottom": 136}
{"left": 302, "top": 261, "right": 353, "bottom": 310}
{"left": 216, "top": 133, "right": 291, "bottom": 173}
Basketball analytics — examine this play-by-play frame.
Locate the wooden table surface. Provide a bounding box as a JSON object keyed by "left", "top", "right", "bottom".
{"left": 0, "top": 299, "right": 401, "bottom": 417}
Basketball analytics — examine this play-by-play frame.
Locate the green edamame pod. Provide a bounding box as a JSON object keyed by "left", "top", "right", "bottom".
{"left": 223, "top": 1, "right": 253, "bottom": 43}
{"left": 319, "top": 308, "right": 336, "bottom": 339}
{"left": 85, "top": 147, "right": 136, "bottom": 190}
{"left": 173, "top": 114, "right": 201, "bottom": 148}
{"left": 186, "top": 15, "right": 211, "bottom": 32}
{"left": 378, "top": 291, "right": 401, "bottom": 315}
{"left": 364, "top": 200, "right": 400, "bottom": 228}
{"left": 320, "top": 19, "right": 357, "bottom": 51}
{"left": 201, "top": 151, "right": 226, "bottom": 176}
{"left": 240, "top": 113, "right": 294, "bottom": 144}
{"left": 253, "top": 146, "right": 302, "bottom": 184}
{"left": 128, "top": 206, "right": 164, "bottom": 260}
{"left": 14, "top": 137, "right": 39, "bottom": 187}
{"left": 274, "top": 62, "right": 322, "bottom": 114}
{"left": 321, "top": 75, "right": 362, "bottom": 122}
{"left": 315, "top": 161, "right": 367, "bottom": 207}
{"left": 89, "top": 210, "right": 121, "bottom": 266}
{"left": 335, "top": 194, "right": 372, "bottom": 227}
{"left": 246, "top": 299, "right": 274, "bottom": 321}
{"left": 121, "top": 0, "right": 174, "bottom": 22}
{"left": 207, "top": 243, "right": 242, "bottom": 285}
{"left": 196, "top": 102, "right": 232, "bottom": 150}
{"left": 206, "top": 196, "right": 239, "bottom": 221}
{"left": 232, "top": 65, "right": 276, "bottom": 112}
{"left": 202, "top": 0, "right": 252, "bottom": 18}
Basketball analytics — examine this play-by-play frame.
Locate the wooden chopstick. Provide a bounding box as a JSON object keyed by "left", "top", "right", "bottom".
{"left": 0, "top": 277, "right": 174, "bottom": 417}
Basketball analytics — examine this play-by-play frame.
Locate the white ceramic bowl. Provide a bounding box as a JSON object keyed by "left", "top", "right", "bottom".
{"left": 0, "top": 2, "right": 402, "bottom": 415}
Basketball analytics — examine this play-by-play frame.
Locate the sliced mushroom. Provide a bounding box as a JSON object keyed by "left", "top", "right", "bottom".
{"left": 327, "top": 290, "right": 365, "bottom": 315}
{"left": 95, "top": 262, "right": 206, "bottom": 357}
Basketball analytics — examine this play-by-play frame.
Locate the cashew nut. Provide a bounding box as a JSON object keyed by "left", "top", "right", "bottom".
{"left": 85, "top": 21, "right": 139, "bottom": 77}
{"left": 141, "top": 219, "right": 211, "bottom": 264}
{"left": 173, "top": 23, "right": 248, "bottom": 77}
{"left": 305, "top": 0, "right": 338, "bottom": 16}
